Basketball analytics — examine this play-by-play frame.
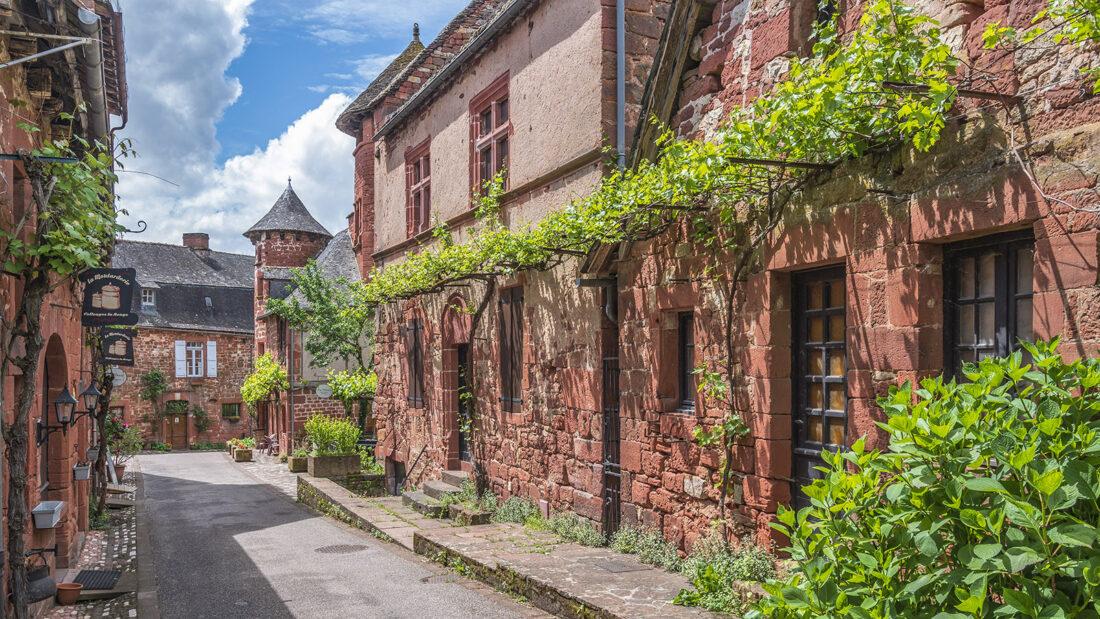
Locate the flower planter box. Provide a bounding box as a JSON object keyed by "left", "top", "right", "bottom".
{"left": 86, "top": 446, "right": 100, "bottom": 462}
{"left": 32, "top": 501, "right": 65, "bottom": 529}
{"left": 233, "top": 448, "right": 253, "bottom": 462}
{"left": 73, "top": 464, "right": 91, "bottom": 481}
{"left": 287, "top": 456, "right": 308, "bottom": 473}
{"left": 307, "top": 454, "right": 359, "bottom": 478}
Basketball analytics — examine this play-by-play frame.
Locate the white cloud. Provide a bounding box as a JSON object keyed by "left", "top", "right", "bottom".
{"left": 116, "top": 0, "right": 355, "bottom": 254}
{"left": 354, "top": 53, "right": 400, "bottom": 82}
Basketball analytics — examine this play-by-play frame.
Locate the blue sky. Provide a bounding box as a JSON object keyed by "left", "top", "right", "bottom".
{"left": 116, "top": 0, "right": 467, "bottom": 253}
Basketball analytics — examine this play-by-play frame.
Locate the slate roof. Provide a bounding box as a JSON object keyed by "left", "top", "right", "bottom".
{"left": 112, "top": 240, "right": 255, "bottom": 334}
{"left": 244, "top": 180, "right": 332, "bottom": 239}
{"left": 335, "top": 27, "right": 425, "bottom": 136}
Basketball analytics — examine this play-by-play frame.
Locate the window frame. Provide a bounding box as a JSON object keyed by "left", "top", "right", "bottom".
{"left": 141, "top": 287, "right": 156, "bottom": 308}
{"left": 221, "top": 402, "right": 241, "bottom": 420}
{"left": 405, "top": 137, "right": 431, "bottom": 237}
{"left": 470, "top": 73, "right": 511, "bottom": 195}
{"left": 498, "top": 285, "right": 524, "bottom": 413}
{"left": 406, "top": 318, "right": 425, "bottom": 408}
{"left": 943, "top": 230, "right": 1035, "bottom": 377}
{"left": 184, "top": 342, "right": 205, "bottom": 378}
{"left": 677, "top": 312, "right": 696, "bottom": 410}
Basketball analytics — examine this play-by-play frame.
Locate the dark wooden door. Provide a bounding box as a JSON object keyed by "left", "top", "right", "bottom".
{"left": 601, "top": 354, "right": 621, "bottom": 537}
{"left": 165, "top": 401, "right": 189, "bottom": 450}
{"left": 792, "top": 267, "right": 847, "bottom": 509}
{"left": 456, "top": 344, "right": 472, "bottom": 463}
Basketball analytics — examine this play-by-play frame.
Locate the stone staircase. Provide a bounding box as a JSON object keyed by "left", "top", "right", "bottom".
{"left": 401, "top": 469, "right": 489, "bottom": 524}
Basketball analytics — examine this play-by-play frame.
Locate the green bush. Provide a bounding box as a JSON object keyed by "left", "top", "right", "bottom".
{"left": 304, "top": 414, "right": 361, "bottom": 456}
{"left": 750, "top": 341, "right": 1100, "bottom": 618}
{"left": 681, "top": 531, "right": 775, "bottom": 583}
{"left": 492, "top": 496, "right": 541, "bottom": 524}
{"left": 146, "top": 441, "right": 171, "bottom": 453}
{"left": 611, "top": 525, "right": 682, "bottom": 571}
{"left": 190, "top": 442, "right": 225, "bottom": 451}
{"left": 358, "top": 445, "right": 383, "bottom": 474}
{"left": 547, "top": 513, "right": 605, "bottom": 547}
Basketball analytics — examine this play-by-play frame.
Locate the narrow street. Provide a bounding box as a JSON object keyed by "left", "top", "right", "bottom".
{"left": 138, "top": 453, "right": 531, "bottom": 619}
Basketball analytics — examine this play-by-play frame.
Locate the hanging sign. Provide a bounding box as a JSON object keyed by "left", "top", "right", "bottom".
{"left": 315, "top": 384, "right": 333, "bottom": 399}
{"left": 79, "top": 268, "right": 138, "bottom": 326}
{"left": 100, "top": 327, "right": 136, "bottom": 367}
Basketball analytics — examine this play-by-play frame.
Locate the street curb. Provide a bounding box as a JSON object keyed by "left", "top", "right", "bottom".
{"left": 133, "top": 459, "right": 161, "bottom": 619}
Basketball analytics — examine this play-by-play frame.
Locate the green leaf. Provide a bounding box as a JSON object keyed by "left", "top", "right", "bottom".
{"left": 1048, "top": 523, "right": 1097, "bottom": 548}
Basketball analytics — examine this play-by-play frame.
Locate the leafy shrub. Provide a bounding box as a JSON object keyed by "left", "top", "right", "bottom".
{"left": 547, "top": 513, "right": 606, "bottom": 547}
{"left": 291, "top": 447, "right": 308, "bottom": 458}
{"left": 190, "top": 442, "right": 225, "bottom": 451}
{"left": 681, "top": 530, "right": 776, "bottom": 584}
{"left": 110, "top": 425, "right": 144, "bottom": 466}
{"left": 611, "top": 526, "right": 682, "bottom": 571}
{"left": 146, "top": 441, "right": 171, "bottom": 453}
{"left": 228, "top": 437, "right": 255, "bottom": 450}
{"left": 191, "top": 405, "right": 212, "bottom": 435}
{"left": 751, "top": 341, "right": 1100, "bottom": 618}
{"left": 492, "top": 496, "right": 541, "bottom": 524}
{"left": 304, "top": 414, "right": 360, "bottom": 456}
{"left": 675, "top": 566, "right": 760, "bottom": 615}
{"left": 358, "top": 445, "right": 383, "bottom": 473}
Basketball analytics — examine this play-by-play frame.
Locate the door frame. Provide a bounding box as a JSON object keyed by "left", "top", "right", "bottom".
{"left": 163, "top": 399, "right": 190, "bottom": 451}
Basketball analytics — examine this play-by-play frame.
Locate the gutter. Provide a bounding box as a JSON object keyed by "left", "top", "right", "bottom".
{"left": 616, "top": 0, "right": 626, "bottom": 168}
{"left": 375, "top": 0, "right": 536, "bottom": 140}
{"left": 77, "top": 7, "right": 110, "bottom": 141}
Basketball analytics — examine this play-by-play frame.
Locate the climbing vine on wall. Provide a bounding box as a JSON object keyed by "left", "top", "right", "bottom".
{"left": 983, "top": 0, "right": 1100, "bottom": 92}
{"left": 240, "top": 353, "right": 289, "bottom": 411}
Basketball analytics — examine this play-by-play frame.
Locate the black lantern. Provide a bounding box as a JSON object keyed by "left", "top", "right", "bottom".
{"left": 53, "top": 386, "right": 77, "bottom": 425}
{"left": 78, "top": 383, "right": 102, "bottom": 412}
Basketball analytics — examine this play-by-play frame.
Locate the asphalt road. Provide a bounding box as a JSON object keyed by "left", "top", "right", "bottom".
{"left": 138, "top": 452, "right": 529, "bottom": 619}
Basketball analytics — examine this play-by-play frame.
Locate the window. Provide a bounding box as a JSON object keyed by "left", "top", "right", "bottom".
{"left": 471, "top": 74, "right": 510, "bottom": 193}
{"left": 498, "top": 286, "right": 524, "bottom": 412}
{"left": 945, "top": 231, "right": 1034, "bottom": 376}
{"left": 141, "top": 288, "right": 156, "bottom": 308}
{"left": 221, "top": 403, "right": 241, "bottom": 420}
{"left": 677, "top": 312, "right": 696, "bottom": 409}
{"left": 406, "top": 319, "right": 425, "bottom": 407}
{"left": 406, "top": 139, "right": 431, "bottom": 237}
{"left": 185, "top": 342, "right": 205, "bottom": 378}
{"left": 792, "top": 267, "right": 847, "bottom": 509}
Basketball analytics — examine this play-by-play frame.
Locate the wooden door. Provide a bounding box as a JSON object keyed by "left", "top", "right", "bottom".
{"left": 165, "top": 401, "right": 189, "bottom": 450}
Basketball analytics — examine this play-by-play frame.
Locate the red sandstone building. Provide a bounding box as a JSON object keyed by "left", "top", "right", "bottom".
{"left": 343, "top": 0, "right": 1099, "bottom": 551}
{"left": 0, "top": 0, "right": 127, "bottom": 610}
{"left": 109, "top": 235, "right": 255, "bottom": 448}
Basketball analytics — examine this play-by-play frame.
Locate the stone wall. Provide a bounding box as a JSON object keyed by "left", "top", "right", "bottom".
{"left": 110, "top": 327, "right": 254, "bottom": 446}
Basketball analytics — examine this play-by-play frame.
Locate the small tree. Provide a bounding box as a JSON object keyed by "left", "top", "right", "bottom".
{"left": 139, "top": 368, "right": 167, "bottom": 432}
{"left": 241, "top": 353, "right": 289, "bottom": 431}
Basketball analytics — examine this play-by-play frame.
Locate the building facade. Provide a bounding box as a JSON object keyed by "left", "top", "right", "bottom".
{"left": 0, "top": 0, "right": 128, "bottom": 607}
{"left": 346, "top": 0, "right": 1099, "bottom": 552}
{"left": 109, "top": 234, "right": 255, "bottom": 448}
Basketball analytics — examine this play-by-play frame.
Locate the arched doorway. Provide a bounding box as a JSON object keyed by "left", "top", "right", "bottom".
{"left": 441, "top": 296, "right": 472, "bottom": 471}
{"left": 42, "top": 335, "right": 68, "bottom": 500}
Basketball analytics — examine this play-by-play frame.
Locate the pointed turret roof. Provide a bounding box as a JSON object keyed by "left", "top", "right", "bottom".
{"left": 244, "top": 179, "right": 332, "bottom": 240}
{"left": 335, "top": 24, "right": 426, "bottom": 136}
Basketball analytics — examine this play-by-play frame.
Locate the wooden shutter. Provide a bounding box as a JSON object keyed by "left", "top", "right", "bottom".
{"left": 499, "top": 292, "right": 512, "bottom": 411}
{"left": 174, "top": 340, "right": 186, "bottom": 377}
{"left": 206, "top": 340, "right": 218, "bottom": 378}
{"left": 511, "top": 288, "right": 523, "bottom": 409}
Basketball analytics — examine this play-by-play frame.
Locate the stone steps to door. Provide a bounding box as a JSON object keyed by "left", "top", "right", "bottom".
{"left": 422, "top": 479, "right": 462, "bottom": 501}
{"left": 441, "top": 469, "right": 469, "bottom": 488}
{"left": 401, "top": 490, "right": 448, "bottom": 518}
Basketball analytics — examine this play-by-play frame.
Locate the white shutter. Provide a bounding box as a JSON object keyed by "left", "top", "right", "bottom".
{"left": 174, "top": 340, "right": 186, "bottom": 377}
{"left": 206, "top": 340, "right": 218, "bottom": 377}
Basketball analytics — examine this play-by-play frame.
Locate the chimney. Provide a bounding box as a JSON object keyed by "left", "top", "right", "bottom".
{"left": 182, "top": 233, "right": 209, "bottom": 251}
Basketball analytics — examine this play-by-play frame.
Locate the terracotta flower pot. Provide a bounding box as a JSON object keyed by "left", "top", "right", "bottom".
{"left": 56, "top": 582, "right": 82, "bottom": 605}
{"left": 114, "top": 464, "right": 127, "bottom": 480}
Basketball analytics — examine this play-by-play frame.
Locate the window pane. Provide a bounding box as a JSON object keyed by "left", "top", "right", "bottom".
{"left": 497, "top": 98, "right": 509, "bottom": 125}
{"left": 1016, "top": 247, "right": 1033, "bottom": 292}
{"left": 808, "top": 383, "right": 823, "bottom": 409}
{"left": 807, "top": 283, "right": 823, "bottom": 309}
{"left": 828, "top": 384, "right": 845, "bottom": 411}
{"left": 496, "top": 137, "right": 509, "bottom": 173}
{"left": 422, "top": 155, "right": 430, "bottom": 178}
{"left": 413, "top": 160, "right": 421, "bottom": 183}
{"left": 807, "top": 350, "right": 823, "bottom": 375}
{"left": 806, "top": 416, "right": 823, "bottom": 442}
{"left": 828, "top": 314, "right": 845, "bottom": 342}
{"left": 828, "top": 418, "right": 845, "bottom": 446}
{"left": 958, "top": 257, "right": 975, "bottom": 299}
{"left": 828, "top": 351, "right": 844, "bottom": 377}
{"left": 827, "top": 280, "right": 845, "bottom": 308}
{"left": 957, "top": 305, "right": 975, "bottom": 344}
{"left": 479, "top": 109, "right": 492, "bottom": 136}
{"left": 959, "top": 349, "right": 975, "bottom": 364}
{"left": 808, "top": 318, "right": 824, "bottom": 343}
{"left": 479, "top": 147, "right": 492, "bottom": 185}
{"left": 1016, "top": 298, "right": 1033, "bottom": 343}
{"left": 978, "top": 253, "right": 995, "bottom": 298}
{"left": 978, "top": 302, "right": 995, "bottom": 346}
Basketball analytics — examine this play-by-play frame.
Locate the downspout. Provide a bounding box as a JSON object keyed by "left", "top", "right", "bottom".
{"left": 287, "top": 326, "right": 295, "bottom": 445}
{"left": 77, "top": 7, "right": 109, "bottom": 141}
{"left": 616, "top": 0, "right": 626, "bottom": 168}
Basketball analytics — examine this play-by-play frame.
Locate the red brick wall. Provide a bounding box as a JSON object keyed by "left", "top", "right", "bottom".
{"left": 110, "top": 328, "right": 255, "bottom": 446}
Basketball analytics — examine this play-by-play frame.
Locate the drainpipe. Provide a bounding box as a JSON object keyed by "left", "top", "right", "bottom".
{"left": 77, "top": 7, "right": 109, "bottom": 141}
{"left": 287, "top": 327, "right": 295, "bottom": 447}
{"left": 616, "top": 0, "right": 626, "bottom": 168}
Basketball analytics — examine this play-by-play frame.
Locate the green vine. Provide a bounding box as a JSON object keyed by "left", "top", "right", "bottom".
{"left": 139, "top": 369, "right": 168, "bottom": 417}
{"left": 327, "top": 368, "right": 377, "bottom": 405}
{"left": 983, "top": 0, "right": 1100, "bottom": 92}
{"left": 240, "top": 353, "right": 289, "bottom": 411}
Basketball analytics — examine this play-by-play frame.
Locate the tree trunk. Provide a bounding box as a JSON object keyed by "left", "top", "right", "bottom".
{"left": 5, "top": 277, "right": 48, "bottom": 619}
{"left": 94, "top": 368, "right": 114, "bottom": 517}
{"left": 467, "top": 277, "right": 496, "bottom": 496}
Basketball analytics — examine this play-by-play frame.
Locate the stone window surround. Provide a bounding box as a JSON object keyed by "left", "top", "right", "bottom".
{"left": 469, "top": 71, "right": 512, "bottom": 196}
{"left": 404, "top": 313, "right": 427, "bottom": 409}
{"left": 184, "top": 342, "right": 205, "bottom": 378}
{"left": 498, "top": 284, "right": 524, "bottom": 414}
{"left": 405, "top": 136, "right": 432, "bottom": 238}
{"left": 654, "top": 282, "right": 701, "bottom": 414}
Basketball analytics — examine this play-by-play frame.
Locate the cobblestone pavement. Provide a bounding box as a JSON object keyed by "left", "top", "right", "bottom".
{"left": 46, "top": 465, "right": 139, "bottom": 619}
{"left": 234, "top": 451, "right": 299, "bottom": 498}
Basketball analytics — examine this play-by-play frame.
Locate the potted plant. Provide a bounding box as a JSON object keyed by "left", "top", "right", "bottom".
{"left": 232, "top": 437, "right": 255, "bottom": 462}
{"left": 86, "top": 445, "right": 100, "bottom": 462}
{"left": 32, "top": 501, "right": 65, "bottom": 529}
{"left": 55, "top": 582, "right": 82, "bottom": 605}
{"left": 109, "top": 424, "right": 143, "bottom": 480}
{"left": 287, "top": 447, "right": 308, "bottom": 473}
{"left": 304, "top": 414, "right": 361, "bottom": 478}
{"left": 73, "top": 462, "right": 91, "bottom": 481}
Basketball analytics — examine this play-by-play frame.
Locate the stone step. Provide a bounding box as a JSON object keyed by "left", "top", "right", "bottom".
{"left": 422, "top": 479, "right": 462, "bottom": 501}
{"left": 401, "top": 490, "right": 447, "bottom": 518}
{"left": 441, "top": 469, "right": 470, "bottom": 488}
